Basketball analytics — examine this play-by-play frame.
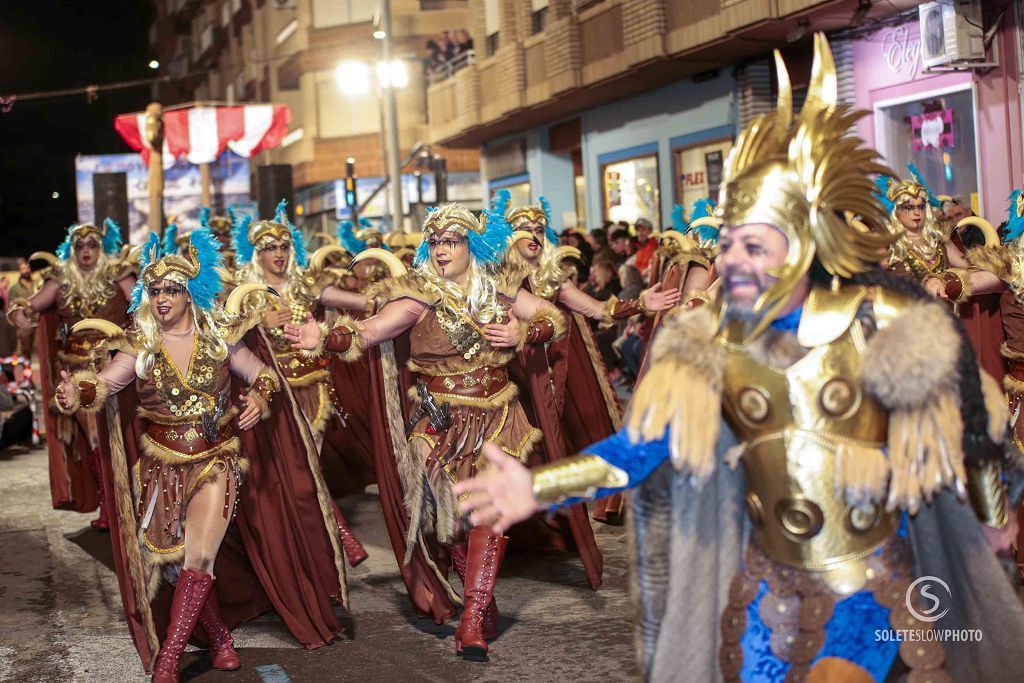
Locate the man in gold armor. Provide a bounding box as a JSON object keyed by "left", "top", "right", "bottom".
{"left": 454, "top": 35, "right": 1024, "bottom": 681}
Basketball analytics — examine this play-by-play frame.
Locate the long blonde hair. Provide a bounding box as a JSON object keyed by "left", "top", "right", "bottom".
{"left": 55, "top": 248, "right": 118, "bottom": 314}
{"left": 133, "top": 272, "right": 228, "bottom": 379}
{"left": 887, "top": 203, "right": 946, "bottom": 263}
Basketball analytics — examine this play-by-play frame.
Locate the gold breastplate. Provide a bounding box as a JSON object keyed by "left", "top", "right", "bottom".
{"left": 721, "top": 287, "right": 899, "bottom": 588}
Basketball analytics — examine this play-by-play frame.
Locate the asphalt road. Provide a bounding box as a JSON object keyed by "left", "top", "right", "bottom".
{"left": 0, "top": 443, "right": 638, "bottom": 682}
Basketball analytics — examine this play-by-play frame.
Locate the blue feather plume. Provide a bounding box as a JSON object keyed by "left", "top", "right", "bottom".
{"left": 275, "top": 199, "right": 289, "bottom": 224}
{"left": 56, "top": 231, "right": 72, "bottom": 261}
{"left": 1005, "top": 190, "right": 1024, "bottom": 243}
{"left": 337, "top": 220, "right": 366, "bottom": 255}
{"left": 186, "top": 226, "right": 225, "bottom": 311}
{"left": 232, "top": 213, "right": 254, "bottom": 264}
{"left": 670, "top": 205, "right": 686, "bottom": 232}
{"left": 128, "top": 232, "right": 161, "bottom": 312}
{"left": 874, "top": 175, "right": 895, "bottom": 214}
{"left": 473, "top": 195, "right": 513, "bottom": 266}
{"left": 908, "top": 163, "right": 941, "bottom": 208}
{"left": 289, "top": 221, "right": 308, "bottom": 268}
{"left": 413, "top": 240, "right": 430, "bottom": 267}
{"left": 102, "top": 218, "right": 124, "bottom": 255}
{"left": 199, "top": 206, "right": 211, "bottom": 230}
{"left": 537, "top": 196, "right": 559, "bottom": 244}
{"left": 161, "top": 224, "right": 179, "bottom": 256}
{"left": 690, "top": 198, "right": 716, "bottom": 221}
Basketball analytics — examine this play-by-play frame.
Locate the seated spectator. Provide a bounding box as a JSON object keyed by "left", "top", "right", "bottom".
{"left": 618, "top": 264, "right": 643, "bottom": 302}
{"left": 632, "top": 217, "right": 657, "bottom": 275}
{"left": 584, "top": 261, "right": 620, "bottom": 301}
{"left": 607, "top": 228, "right": 632, "bottom": 266}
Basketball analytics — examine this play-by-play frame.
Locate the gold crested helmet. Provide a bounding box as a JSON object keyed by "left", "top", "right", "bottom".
{"left": 718, "top": 33, "right": 895, "bottom": 337}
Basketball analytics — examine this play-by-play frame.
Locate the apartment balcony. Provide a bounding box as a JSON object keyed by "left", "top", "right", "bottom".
{"left": 426, "top": 0, "right": 912, "bottom": 147}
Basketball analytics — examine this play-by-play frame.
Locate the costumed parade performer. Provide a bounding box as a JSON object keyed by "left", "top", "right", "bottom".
{"left": 285, "top": 201, "right": 579, "bottom": 660}
{"left": 9, "top": 218, "right": 136, "bottom": 529}
{"left": 228, "top": 201, "right": 370, "bottom": 565}
{"left": 54, "top": 226, "right": 348, "bottom": 681}
{"left": 453, "top": 35, "right": 1024, "bottom": 682}
{"left": 878, "top": 168, "right": 1006, "bottom": 383}
{"left": 504, "top": 192, "right": 680, "bottom": 523}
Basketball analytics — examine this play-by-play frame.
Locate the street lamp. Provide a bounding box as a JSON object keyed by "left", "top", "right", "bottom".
{"left": 334, "top": 57, "right": 408, "bottom": 230}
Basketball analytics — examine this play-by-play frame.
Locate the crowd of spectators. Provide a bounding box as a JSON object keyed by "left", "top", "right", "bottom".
{"left": 426, "top": 30, "right": 474, "bottom": 77}
{"left": 559, "top": 218, "right": 662, "bottom": 392}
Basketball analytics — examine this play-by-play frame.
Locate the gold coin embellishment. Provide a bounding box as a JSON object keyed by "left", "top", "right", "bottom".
{"left": 849, "top": 503, "right": 880, "bottom": 532}
{"left": 775, "top": 497, "right": 824, "bottom": 540}
{"left": 171, "top": 387, "right": 180, "bottom": 396}
{"left": 737, "top": 386, "right": 771, "bottom": 424}
{"left": 818, "top": 377, "right": 860, "bottom": 419}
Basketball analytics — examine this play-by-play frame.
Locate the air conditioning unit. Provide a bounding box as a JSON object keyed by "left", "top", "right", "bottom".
{"left": 918, "top": 0, "right": 985, "bottom": 68}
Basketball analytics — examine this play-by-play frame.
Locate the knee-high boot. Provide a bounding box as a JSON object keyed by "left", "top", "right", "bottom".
{"left": 451, "top": 543, "right": 499, "bottom": 640}
{"left": 152, "top": 568, "right": 214, "bottom": 683}
{"left": 454, "top": 526, "right": 508, "bottom": 658}
{"left": 198, "top": 588, "right": 240, "bottom": 671}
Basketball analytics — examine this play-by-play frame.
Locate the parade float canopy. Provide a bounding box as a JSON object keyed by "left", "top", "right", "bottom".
{"left": 114, "top": 103, "right": 291, "bottom": 166}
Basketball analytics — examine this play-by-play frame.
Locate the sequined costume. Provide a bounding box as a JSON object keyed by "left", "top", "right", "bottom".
{"left": 229, "top": 201, "right": 370, "bottom": 565}
{"left": 59, "top": 227, "right": 347, "bottom": 678}
{"left": 512, "top": 35, "right": 1024, "bottom": 682}
{"left": 311, "top": 202, "right": 567, "bottom": 657}
{"left": 9, "top": 219, "right": 136, "bottom": 523}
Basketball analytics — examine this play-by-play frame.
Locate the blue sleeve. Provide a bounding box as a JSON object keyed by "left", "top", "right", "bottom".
{"left": 552, "top": 427, "right": 671, "bottom": 509}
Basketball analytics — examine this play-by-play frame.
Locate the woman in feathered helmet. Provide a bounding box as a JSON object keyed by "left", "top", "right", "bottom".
{"left": 503, "top": 190, "right": 679, "bottom": 524}
{"left": 52, "top": 226, "right": 349, "bottom": 682}
{"left": 285, "top": 201, "right": 568, "bottom": 660}
{"left": 9, "top": 218, "right": 136, "bottom": 530}
{"left": 879, "top": 164, "right": 1002, "bottom": 302}
{"left": 230, "top": 199, "right": 371, "bottom": 567}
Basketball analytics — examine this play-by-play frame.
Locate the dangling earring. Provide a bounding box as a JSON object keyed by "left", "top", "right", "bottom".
{"left": 831, "top": 275, "right": 840, "bottom": 292}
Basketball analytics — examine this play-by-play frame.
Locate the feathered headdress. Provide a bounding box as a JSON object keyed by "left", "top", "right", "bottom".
{"left": 338, "top": 220, "right": 367, "bottom": 255}
{"left": 670, "top": 204, "right": 687, "bottom": 232}
{"left": 1005, "top": 190, "right": 1024, "bottom": 243}
{"left": 506, "top": 193, "right": 559, "bottom": 244}
{"left": 55, "top": 218, "right": 124, "bottom": 261}
{"left": 875, "top": 163, "right": 941, "bottom": 216}
{"left": 161, "top": 224, "right": 179, "bottom": 256}
{"left": 718, "top": 33, "right": 895, "bottom": 340}
{"left": 413, "top": 197, "right": 512, "bottom": 268}
{"left": 128, "top": 226, "right": 224, "bottom": 313}
{"left": 231, "top": 199, "right": 307, "bottom": 268}
{"left": 688, "top": 198, "right": 721, "bottom": 244}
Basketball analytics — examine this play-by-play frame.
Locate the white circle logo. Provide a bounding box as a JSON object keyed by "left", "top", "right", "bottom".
{"left": 906, "top": 575, "right": 951, "bottom": 623}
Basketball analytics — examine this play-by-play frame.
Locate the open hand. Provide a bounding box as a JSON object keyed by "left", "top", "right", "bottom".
{"left": 923, "top": 277, "right": 948, "bottom": 299}
{"left": 482, "top": 313, "right": 520, "bottom": 348}
{"left": 55, "top": 369, "right": 77, "bottom": 411}
{"left": 452, "top": 444, "right": 541, "bottom": 534}
{"left": 284, "top": 313, "right": 322, "bottom": 350}
{"left": 642, "top": 283, "right": 682, "bottom": 312}
{"left": 236, "top": 393, "right": 263, "bottom": 431}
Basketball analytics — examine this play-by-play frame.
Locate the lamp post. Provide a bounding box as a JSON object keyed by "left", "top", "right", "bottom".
{"left": 333, "top": 56, "right": 408, "bottom": 230}
{"left": 380, "top": 0, "right": 404, "bottom": 232}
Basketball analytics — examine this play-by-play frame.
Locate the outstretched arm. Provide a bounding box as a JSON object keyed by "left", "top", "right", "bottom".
{"left": 558, "top": 279, "right": 681, "bottom": 323}
{"left": 319, "top": 285, "right": 368, "bottom": 314}
{"left": 452, "top": 428, "right": 671, "bottom": 533}
{"left": 284, "top": 297, "right": 428, "bottom": 356}
{"left": 8, "top": 278, "right": 58, "bottom": 329}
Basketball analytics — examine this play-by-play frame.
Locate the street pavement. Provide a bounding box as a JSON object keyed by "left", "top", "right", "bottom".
{"left": 0, "top": 443, "right": 639, "bottom": 682}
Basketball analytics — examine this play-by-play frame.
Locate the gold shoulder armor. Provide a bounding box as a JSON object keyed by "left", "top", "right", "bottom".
{"left": 796, "top": 285, "right": 868, "bottom": 348}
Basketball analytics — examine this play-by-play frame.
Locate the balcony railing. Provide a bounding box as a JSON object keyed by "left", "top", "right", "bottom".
{"left": 426, "top": 49, "right": 476, "bottom": 85}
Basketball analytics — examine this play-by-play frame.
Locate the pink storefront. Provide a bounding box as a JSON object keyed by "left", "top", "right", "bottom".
{"left": 850, "top": 13, "right": 1023, "bottom": 220}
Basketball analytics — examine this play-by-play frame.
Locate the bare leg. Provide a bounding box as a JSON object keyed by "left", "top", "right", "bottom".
{"left": 182, "top": 467, "right": 234, "bottom": 574}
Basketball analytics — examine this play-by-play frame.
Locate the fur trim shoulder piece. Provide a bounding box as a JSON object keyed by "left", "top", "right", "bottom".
{"left": 499, "top": 263, "right": 532, "bottom": 297}
{"left": 365, "top": 273, "right": 439, "bottom": 310}
{"left": 966, "top": 245, "right": 1013, "bottom": 282}
{"left": 626, "top": 307, "right": 725, "bottom": 482}
{"left": 862, "top": 296, "right": 967, "bottom": 512}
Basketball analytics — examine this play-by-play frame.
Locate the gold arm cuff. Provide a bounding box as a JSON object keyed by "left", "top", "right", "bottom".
{"left": 948, "top": 267, "right": 972, "bottom": 304}
{"left": 600, "top": 295, "right": 619, "bottom": 329}
{"left": 7, "top": 297, "right": 31, "bottom": 320}
{"left": 530, "top": 454, "right": 629, "bottom": 506}
{"left": 966, "top": 462, "right": 1010, "bottom": 527}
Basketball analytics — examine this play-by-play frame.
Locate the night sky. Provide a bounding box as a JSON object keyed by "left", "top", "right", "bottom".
{"left": 0, "top": 1, "right": 155, "bottom": 257}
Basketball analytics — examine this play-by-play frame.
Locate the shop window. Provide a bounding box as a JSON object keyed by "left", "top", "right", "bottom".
{"left": 673, "top": 138, "right": 732, "bottom": 209}
{"left": 602, "top": 153, "right": 660, "bottom": 230}
{"left": 876, "top": 87, "right": 979, "bottom": 208}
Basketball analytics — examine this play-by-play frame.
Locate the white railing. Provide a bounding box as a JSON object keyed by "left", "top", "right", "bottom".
{"left": 427, "top": 49, "right": 476, "bottom": 85}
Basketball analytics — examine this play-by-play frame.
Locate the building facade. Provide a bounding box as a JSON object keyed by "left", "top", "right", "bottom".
{"left": 148, "top": 0, "right": 482, "bottom": 226}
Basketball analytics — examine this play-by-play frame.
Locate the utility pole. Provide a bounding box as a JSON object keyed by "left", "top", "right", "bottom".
{"left": 381, "top": 0, "right": 404, "bottom": 231}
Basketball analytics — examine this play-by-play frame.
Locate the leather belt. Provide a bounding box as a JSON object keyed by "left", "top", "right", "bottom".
{"left": 145, "top": 421, "right": 232, "bottom": 455}
{"left": 424, "top": 366, "right": 509, "bottom": 400}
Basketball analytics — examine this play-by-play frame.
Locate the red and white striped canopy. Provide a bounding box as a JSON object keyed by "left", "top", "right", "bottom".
{"left": 115, "top": 104, "right": 291, "bottom": 166}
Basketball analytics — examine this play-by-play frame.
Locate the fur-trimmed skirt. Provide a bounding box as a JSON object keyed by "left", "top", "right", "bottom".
{"left": 133, "top": 450, "right": 246, "bottom": 564}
